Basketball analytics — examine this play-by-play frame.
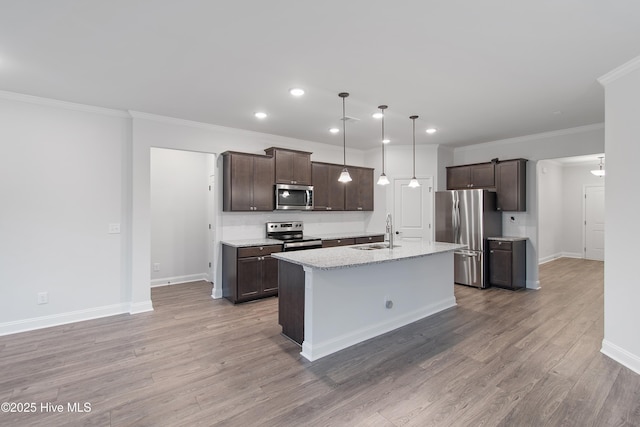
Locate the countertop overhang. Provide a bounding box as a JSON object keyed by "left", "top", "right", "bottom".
{"left": 272, "top": 241, "right": 466, "bottom": 270}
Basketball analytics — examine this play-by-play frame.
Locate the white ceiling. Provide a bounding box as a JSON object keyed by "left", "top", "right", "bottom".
{"left": 1, "top": 1, "right": 639, "bottom": 150}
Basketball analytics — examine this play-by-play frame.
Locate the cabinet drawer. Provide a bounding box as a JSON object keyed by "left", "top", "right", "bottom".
{"left": 322, "top": 238, "right": 355, "bottom": 248}
{"left": 237, "top": 244, "right": 283, "bottom": 258}
{"left": 355, "top": 235, "right": 384, "bottom": 244}
{"left": 489, "top": 240, "right": 512, "bottom": 250}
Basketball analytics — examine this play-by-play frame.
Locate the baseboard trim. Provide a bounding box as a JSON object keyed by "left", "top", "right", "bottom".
{"left": 129, "top": 300, "right": 154, "bottom": 314}
{"left": 211, "top": 287, "right": 223, "bottom": 299}
{"left": 539, "top": 253, "right": 563, "bottom": 264}
{"left": 150, "top": 273, "right": 209, "bottom": 288}
{"left": 539, "top": 253, "right": 584, "bottom": 265}
{"left": 562, "top": 252, "right": 583, "bottom": 259}
{"left": 526, "top": 280, "right": 541, "bottom": 290}
{"left": 0, "top": 303, "right": 131, "bottom": 337}
{"left": 301, "top": 297, "right": 456, "bottom": 362}
{"left": 601, "top": 339, "right": 640, "bottom": 375}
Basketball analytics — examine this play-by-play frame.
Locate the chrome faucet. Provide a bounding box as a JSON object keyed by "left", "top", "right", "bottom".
{"left": 386, "top": 213, "right": 394, "bottom": 249}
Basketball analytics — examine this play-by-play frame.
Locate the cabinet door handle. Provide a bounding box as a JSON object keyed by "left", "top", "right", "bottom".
{"left": 357, "top": 207, "right": 363, "bottom": 210}
{"left": 490, "top": 250, "right": 494, "bottom": 253}
{"left": 327, "top": 207, "right": 332, "bottom": 210}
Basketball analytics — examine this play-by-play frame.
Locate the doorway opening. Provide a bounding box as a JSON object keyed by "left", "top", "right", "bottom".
{"left": 149, "top": 148, "right": 217, "bottom": 299}
{"left": 537, "top": 154, "right": 605, "bottom": 264}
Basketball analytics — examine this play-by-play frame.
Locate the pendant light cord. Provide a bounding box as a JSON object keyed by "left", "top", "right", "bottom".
{"left": 381, "top": 107, "right": 385, "bottom": 172}
{"left": 342, "top": 96, "right": 346, "bottom": 167}
{"left": 412, "top": 116, "right": 416, "bottom": 177}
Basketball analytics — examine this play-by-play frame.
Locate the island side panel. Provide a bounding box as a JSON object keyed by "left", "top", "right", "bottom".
{"left": 278, "top": 260, "right": 305, "bottom": 345}
{"left": 301, "top": 251, "right": 456, "bottom": 361}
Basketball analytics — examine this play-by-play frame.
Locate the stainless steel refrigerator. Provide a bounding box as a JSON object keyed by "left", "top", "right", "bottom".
{"left": 435, "top": 189, "right": 502, "bottom": 288}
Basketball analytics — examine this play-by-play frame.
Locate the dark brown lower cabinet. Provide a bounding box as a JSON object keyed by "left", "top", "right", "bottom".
{"left": 355, "top": 235, "right": 384, "bottom": 245}
{"left": 278, "top": 260, "right": 305, "bottom": 345}
{"left": 322, "top": 238, "right": 356, "bottom": 248}
{"left": 488, "top": 239, "right": 526, "bottom": 290}
{"left": 222, "top": 243, "right": 282, "bottom": 303}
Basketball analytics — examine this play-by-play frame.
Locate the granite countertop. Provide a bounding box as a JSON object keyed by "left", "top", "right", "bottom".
{"left": 487, "top": 236, "right": 528, "bottom": 242}
{"left": 222, "top": 231, "right": 385, "bottom": 248}
{"left": 272, "top": 241, "right": 466, "bottom": 270}
{"left": 220, "top": 238, "right": 283, "bottom": 248}
{"left": 306, "top": 231, "right": 385, "bottom": 240}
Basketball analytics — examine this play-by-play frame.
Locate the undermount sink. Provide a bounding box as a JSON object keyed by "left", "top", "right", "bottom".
{"left": 352, "top": 243, "right": 400, "bottom": 250}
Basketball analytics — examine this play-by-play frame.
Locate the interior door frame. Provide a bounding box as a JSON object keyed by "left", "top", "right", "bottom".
{"left": 583, "top": 184, "right": 605, "bottom": 261}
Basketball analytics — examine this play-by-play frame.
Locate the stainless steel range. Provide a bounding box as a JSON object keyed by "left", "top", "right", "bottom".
{"left": 266, "top": 221, "right": 322, "bottom": 251}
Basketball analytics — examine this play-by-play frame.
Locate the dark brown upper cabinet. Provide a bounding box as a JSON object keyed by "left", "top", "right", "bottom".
{"left": 345, "top": 166, "right": 374, "bottom": 211}
{"left": 311, "top": 162, "right": 345, "bottom": 211}
{"left": 446, "top": 163, "right": 495, "bottom": 189}
{"left": 495, "top": 159, "right": 527, "bottom": 211}
{"left": 264, "top": 147, "right": 312, "bottom": 185}
{"left": 222, "top": 151, "right": 274, "bottom": 211}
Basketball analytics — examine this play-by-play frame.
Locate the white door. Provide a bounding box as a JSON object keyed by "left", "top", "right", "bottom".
{"left": 393, "top": 178, "right": 433, "bottom": 242}
{"left": 584, "top": 185, "right": 605, "bottom": 261}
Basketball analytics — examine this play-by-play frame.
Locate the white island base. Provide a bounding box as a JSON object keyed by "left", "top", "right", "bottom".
{"left": 274, "top": 242, "right": 462, "bottom": 362}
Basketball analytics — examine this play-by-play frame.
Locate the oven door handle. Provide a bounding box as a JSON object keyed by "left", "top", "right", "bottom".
{"left": 283, "top": 240, "right": 322, "bottom": 250}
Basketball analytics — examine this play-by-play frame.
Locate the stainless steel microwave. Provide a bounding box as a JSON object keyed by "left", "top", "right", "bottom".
{"left": 275, "top": 184, "right": 314, "bottom": 210}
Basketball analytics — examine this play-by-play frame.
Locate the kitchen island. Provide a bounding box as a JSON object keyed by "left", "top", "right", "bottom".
{"left": 272, "top": 240, "right": 466, "bottom": 361}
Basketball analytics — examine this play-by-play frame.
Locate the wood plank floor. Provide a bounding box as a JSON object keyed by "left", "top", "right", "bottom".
{"left": 1, "top": 258, "right": 639, "bottom": 426}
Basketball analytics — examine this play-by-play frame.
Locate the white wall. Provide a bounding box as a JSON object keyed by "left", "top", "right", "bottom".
{"left": 452, "top": 125, "right": 605, "bottom": 288}
{"left": 0, "top": 94, "right": 132, "bottom": 334}
{"left": 150, "top": 148, "right": 210, "bottom": 286}
{"left": 599, "top": 56, "right": 640, "bottom": 375}
{"left": 537, "top": 160, "right": 564, "bottom": 263}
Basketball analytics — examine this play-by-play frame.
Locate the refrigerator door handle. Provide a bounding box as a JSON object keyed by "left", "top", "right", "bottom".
{"left": 454, "top": 250, "right": 479, "bottom": 257}
{"left": 451, "top": 199, "right": 458, "bottom": 243}
{"left": 455, "top": 199, "right": 461, "bottom": 243}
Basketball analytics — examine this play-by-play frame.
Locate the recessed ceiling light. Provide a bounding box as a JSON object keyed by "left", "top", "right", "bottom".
{"left": 289, "top": 88, "right": 305, "bottom": 97}
{"left": 426, "top": 128, "right": 437, "bottom": 134}
{"left": 382, "top": 138, "right": 390, "bottom": 144}
{"left": 329, "top": 128, "right": 340, "bottom": 134}
{"left": 372, "top": 112, "right": 383, "bottom": 119}
{"left": 254, "top": 112, "right": 267, "bottom": 119}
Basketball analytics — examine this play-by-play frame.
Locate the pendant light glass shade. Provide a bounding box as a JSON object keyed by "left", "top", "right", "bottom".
{"left": 338, "top": 167, "right": 353, "bottom": 182}
{"left": 590, "top": 157, "right": 605, "bottom": 177}
{"left": 338, "top": 92, "right": 352, "bottom": 183}
{"left": 377, "top": 174, "right": 390, "bottom": 186}
{"left": 409, "top": 115, "right": 420, "bottom": 188}
{"left": 377, "top": 105, "right": 390, "bottom": 186}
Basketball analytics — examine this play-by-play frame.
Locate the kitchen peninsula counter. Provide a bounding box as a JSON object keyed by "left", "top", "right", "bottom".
{"left": 273, "top": 240, "right": 466, "bottom": 361}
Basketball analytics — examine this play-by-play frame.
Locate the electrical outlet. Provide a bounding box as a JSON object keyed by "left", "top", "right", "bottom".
{"left": 153, "top": 263, "right": 160, "bottom": 272}
{"left": 108, "top": 223, "right": 121, "bottom": 234}
{"left": 37, "top": 292, "right": 48, "bottom": 305}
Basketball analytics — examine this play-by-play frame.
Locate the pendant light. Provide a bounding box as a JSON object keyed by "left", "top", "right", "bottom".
{"left": 590, "top": 157, "right": 605, "bottom": 177}
{"left": 408, "top": 115, "right": 420, "bottom": 188}
{"left": 337, "top": 92, "right": 352, "bottom": 183}
{"left": 377, "top": 105, "right": 390, "bottom": 186}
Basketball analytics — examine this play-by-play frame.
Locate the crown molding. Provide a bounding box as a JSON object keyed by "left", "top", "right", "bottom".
{"left": 454, "top": 123, "right": 604, "bottom": 153}
{"left": 598, "top": 55, "right": 640, "bottom": 86}
{"left": 128, "top": 110, "right": 366, "bottom": 154}
{"left": 0, "top": 90, "right": 130, "bottom": 118}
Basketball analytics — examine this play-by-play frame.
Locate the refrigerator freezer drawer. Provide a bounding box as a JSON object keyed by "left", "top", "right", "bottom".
{"left": 454, "top": 251, "right": 485, "bottom": 288}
